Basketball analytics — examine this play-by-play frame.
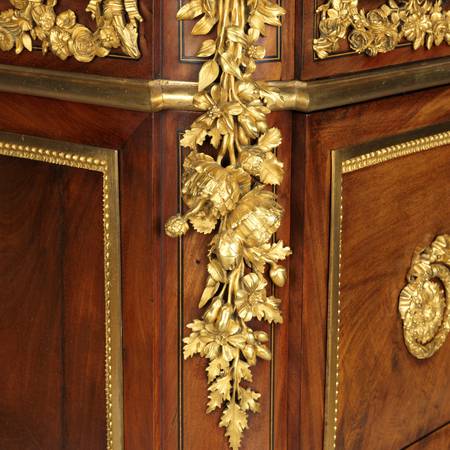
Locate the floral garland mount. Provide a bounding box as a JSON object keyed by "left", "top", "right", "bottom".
{"left": 0, "top": 0, "right": 142, "bottom": 62}
{"left": 314, "top": 0, "right": 450, "bottom": 59}
{"left": 165, "top": 1, "right": 289, "bottom": 449}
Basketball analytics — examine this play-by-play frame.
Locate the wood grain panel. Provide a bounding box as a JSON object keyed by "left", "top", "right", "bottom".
{"left": 62, "top": 167, "right": 106, "bottom": 450}
{"left": 0, "top": 156, "right": 63, "bottom": 450}
{"left": 0, "top": 155, "right": 107, "bottom": 449}
{"left": 337, "top": 142, "right": 450, "bottom": 450}
{"left": 159, "top": 110, "right": 292, "bottom": 450}
{"left": 120, "top": 117, "right": 158, "bottom": 450}
{"left": 405, "top": 423, "right": 450, "bottom": 449}
{"left": 295, "top": 84, "right": 450, "bottom": 450}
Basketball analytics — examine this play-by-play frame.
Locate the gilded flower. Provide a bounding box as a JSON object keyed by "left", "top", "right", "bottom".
{"left": 10, "top": 0, "right": 29, "bottom": 10}
{"left": 0, "top": 27, "right": 14, "bottom": 51}
{"left": 68, "top": 25, "right": 98, "bottom": 63}
{"left": 181, "top": 152, "right": 251, "bottom": 234}
{"left": 56, "top": 10, "right": 76, "bottom": 30}
{"left": 367, "top": 9, "right": 389, "bottom": 28}
{"left": 99, "top": 25, "right": 120, "bottom": 49}
{"left": 164, "top": 214, "right": 190, "bottom": 238}
{"left": 32, "top": 5, "right": 56, "bottom": 33}
{"left": 192, "top": 84, "right": 243, "bottom": 134}
{"left": 228, "top": 187, "right": 283, "bottom": 248}
{"left": 186, "top": 313, "right": 246, "bottom": 361}
{"left": 403, "top": 14, "right": 431, "bottom": 49}
{"left": 226, "top": 26, "right": 266, "bottom": 74}
{"left": 318, "top": 16, "right": 341, "bottom": 38}
{"left": 241, "top": 328, "right": 271, "bottom": 366}
{"left": 235, "top": 273, "right": 267, "bottom": 322}
{"left": 348, "top": 29, "right": 372, "bottom": 53}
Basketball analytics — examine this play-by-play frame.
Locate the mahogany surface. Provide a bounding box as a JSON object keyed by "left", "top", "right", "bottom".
{"left": 0, "top": 156, "right": 106, "bottom": 449}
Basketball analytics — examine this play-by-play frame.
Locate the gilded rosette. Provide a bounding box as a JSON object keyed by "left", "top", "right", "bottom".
{"left": 0, "top": 0, "right": 142, "bottom": 61}
{"left": 399, "top": 234, "right": 450, "bottom": 359}
{"left": 314, "top": 0, "right": 450, "bottom": 59}
{"left": 165, "top": 1, "right": 289, "bottom": 448}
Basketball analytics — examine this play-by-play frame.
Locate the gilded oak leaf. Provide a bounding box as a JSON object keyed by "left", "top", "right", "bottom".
{"left": 259, "top": 153, "right": 284, "bottom": 185}
{"left": 181, "top": 127, "right": 207, "bottom": 149}
{"left": 206, "top": 356, "right": 229, "bottom": 383}
{"left": 209, "top": 373, "right": 232, "bottom": 402}
{"left": 220, "top": 402, "right": 249, "bottom": 450}
{"left": 258, "top": 127, "right": 282, "bottom": 151}
{"left": 254, "top": 296, "right": 283, "bottom": 324}
{"left": 239, "top": 388, "right": 261, "bottom": 413}
{"left": 235, "top": 360, "right": 253, "bottom": 382}
{"left": 207, "top": 390, "right": 224, "bottom": 413}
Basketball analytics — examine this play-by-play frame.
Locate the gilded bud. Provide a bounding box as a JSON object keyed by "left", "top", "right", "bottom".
{"left": 256, "top": 344, "right": 272, "bottom": 361}
{"left": 216, "top": 304, "right": 234, "bottom": 332}
{"left": 165, "top": 214, "right": 189, "bottom": 238}
{"left": 269, "top": 264, "right": 287, "bottom": 287}
{"left": 203, "top": 297, "right": 223, "bottom": 323}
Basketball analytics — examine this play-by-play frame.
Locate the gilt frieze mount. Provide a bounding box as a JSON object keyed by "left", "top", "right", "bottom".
{"left": 314, "top": 0, "right": 450, "bottom": 59}
{"left": 0, "top": 0, "right": 142, "bottom": 62}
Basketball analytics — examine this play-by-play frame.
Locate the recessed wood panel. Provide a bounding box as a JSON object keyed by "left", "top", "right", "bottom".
{"left": 159, "top": 111, "right": 292, "bottom": 450}
{"left": 335, "top": 139, "right": 450, "bottom": 449}
{"left": 0, "top": 155, "right": 107, "bottom": 449}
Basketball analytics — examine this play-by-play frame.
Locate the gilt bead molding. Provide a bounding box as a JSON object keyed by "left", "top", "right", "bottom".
{"left": 314, "top": 0, "right": 450, "bottom": 59}
{"left": 0, "top": 0, "right": 142, "bottom": 62}
{"left": 164, "top": 1, "right": 289, "bottom": 449}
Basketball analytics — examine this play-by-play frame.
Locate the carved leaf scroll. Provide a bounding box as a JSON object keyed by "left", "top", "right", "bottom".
{"left": 0, "top": 0, "right": 142, "bottom": 62}
{"left": 165, "top": 0, "right": 289, "bottom": 448}
{"left": 314, "top": 0, "right": 450, "bottom": 59}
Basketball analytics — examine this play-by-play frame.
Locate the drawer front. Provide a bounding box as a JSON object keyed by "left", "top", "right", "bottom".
{"left": 326, "top": 124, "right": 450, "bottom": 449}
{"left": 302, "top": 0, "right": 450, "bottom": 80}
{"left": 405, "top": 424, "right": 450, "bottom": 449}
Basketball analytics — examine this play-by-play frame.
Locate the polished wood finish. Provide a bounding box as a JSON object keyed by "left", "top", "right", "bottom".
{"left": 405, "top": 424, "right": 450, "bottom": 449}
{"left": 339, "top": 144, "right": 450, "bottom": 449}
{"left": 0, "top": 156, "right": 106, "bottom": 449}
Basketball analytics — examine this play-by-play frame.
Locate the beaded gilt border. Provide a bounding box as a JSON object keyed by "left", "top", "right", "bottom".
{"left": 0, "top": 135, "right": 123, "bottom": 450}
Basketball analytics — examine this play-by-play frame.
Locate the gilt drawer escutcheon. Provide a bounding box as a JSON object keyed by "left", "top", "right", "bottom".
{"left": 314, "top": 0, "right": 450, "bottom": 59}
{"left": 164, "top": 1, "right": 289, "bottom": 449}
{"left": 0, "top": 0, "right": 142, "bottom": 62}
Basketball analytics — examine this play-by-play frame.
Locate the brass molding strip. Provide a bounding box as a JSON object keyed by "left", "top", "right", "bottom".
{"left": 0, "top": 59, "right": 450, "bottom": 112}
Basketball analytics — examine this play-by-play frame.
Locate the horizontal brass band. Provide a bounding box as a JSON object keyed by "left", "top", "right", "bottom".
{"left": 0, "top": 59, "right": 450, "bottom": 112}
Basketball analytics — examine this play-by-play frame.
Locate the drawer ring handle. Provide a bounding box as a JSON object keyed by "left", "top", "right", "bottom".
{"left": 399, "top": 235, "right": 450, "bottom": 359}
